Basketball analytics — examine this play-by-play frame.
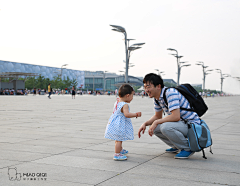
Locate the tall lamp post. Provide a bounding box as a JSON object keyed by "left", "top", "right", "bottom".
{"left": 178, "top": 61, "right": 191, "bottom": 84}
{"left": 215, "top": 69, "right": 230, "bottom": 93}
{"left": 167, "top": 48, "right": 186, "bottom": 85}
{"left": 196, "top": 61, "right": 213, "bottom": 91}
{"left": 100, "top": 71, "right": 108, "bottom": 92}
{"left": 155, "top": 69, "right": 165, "bottom": 76}
{"left": 110, "top": 25, "right": 145, "bottom": 83}
{"left": 61, "top": 64, "right": 68, "bottom": 80}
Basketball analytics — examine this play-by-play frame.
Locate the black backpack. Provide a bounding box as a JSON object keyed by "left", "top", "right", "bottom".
{"left": 155, "top": 84, "right": 208, "bottom": 117}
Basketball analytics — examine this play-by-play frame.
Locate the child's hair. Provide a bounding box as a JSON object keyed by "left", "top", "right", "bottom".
{"left": 118, "top": 84, "right": 134, "bottom": 98}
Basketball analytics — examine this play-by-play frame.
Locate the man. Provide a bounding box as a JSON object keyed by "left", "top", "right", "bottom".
{"left": 48, "top": 83, "right": 51, "bottom": 99}
{"left": 138, "top": 73, "right": 201, "bottom": 159}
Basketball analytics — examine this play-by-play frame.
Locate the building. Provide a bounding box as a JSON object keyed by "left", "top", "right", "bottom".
{"left": 0, "top": 60, "right": 179, "bottom": 91}
{"left": 0, "top": 60, "right": 85, "bottom": 88}
{"left": 84, "top": 71, "right": 143, "bottom": 91}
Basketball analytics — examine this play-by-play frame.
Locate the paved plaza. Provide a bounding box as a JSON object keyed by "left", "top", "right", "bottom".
{"left": 0, "top": 94, "right": 240, "bottom": 186}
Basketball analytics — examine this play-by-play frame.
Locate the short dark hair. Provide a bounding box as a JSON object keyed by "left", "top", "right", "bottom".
{"left": 143, "top": 73, "right": 164, "bottom": 88}
{"left": 118, "top": 84, "right": 134, "bottom": 98}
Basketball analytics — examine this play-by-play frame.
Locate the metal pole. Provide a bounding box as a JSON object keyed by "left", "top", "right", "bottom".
{"left": 176, "top": 51, "right": 179, "bottom": 86}
{"left": 177, "top": 65, "right": 180, "bottom": 85}
{"left": 103, "top": 73, "right": 105, "bottom": 92}
{"left": 203, "top": 66, "right": 205, "bottom": 91}
{"left": 124, "top": 32, "right": 128, "bottom": 83}
{"left": 93, "top": 75, "right": 94, "bottom": 92}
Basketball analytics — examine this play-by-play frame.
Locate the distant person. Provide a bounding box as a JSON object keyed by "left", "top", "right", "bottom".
{"left": 104, "top": 84, "right": 142, "bottom": 161}
{"left": 141, "top": 90, "right": 145, "bottom": 98}
{"left": 48, "top": 83, "right": 51, "bottom": 99}
{"left": 115, "top": 88, "right": 118, "bottom": 97}
{"left": 33, "top": 88, "right": 36, "bottom": 96}
{"left": 72, "top": 86, "right": 76, "bottom": 99}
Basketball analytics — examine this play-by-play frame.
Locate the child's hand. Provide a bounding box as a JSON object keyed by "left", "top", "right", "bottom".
{"left": 136, "top": 112, "right": 142, "bottom": 118}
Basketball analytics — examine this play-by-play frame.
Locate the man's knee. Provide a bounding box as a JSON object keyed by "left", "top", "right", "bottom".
{"left": 153, "top": 124, "right": 161, "bottom": 135}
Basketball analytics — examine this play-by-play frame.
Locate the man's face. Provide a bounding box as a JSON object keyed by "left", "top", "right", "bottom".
{"left": 144, "top": 82, "right": 161, "bottom": 98}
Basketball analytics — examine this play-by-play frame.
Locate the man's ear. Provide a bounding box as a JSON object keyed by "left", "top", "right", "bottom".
{"left": 156, "top": 84, "right": 161, "bottom": 89}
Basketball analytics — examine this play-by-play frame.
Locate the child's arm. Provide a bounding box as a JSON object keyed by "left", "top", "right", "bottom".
{"left": 122, "top": 104, "right": 142, "bottom": 118}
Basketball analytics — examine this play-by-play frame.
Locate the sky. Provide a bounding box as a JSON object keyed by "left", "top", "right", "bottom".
{"left": 0, "top": 0, "right": 240, "bottom": 93}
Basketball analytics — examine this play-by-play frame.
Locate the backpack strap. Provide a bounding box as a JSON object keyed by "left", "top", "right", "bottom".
{"left": 154, "top": 98, "right": 166, "bottom": 115}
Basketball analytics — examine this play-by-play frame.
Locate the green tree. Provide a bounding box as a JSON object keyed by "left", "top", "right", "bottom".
{"left": 25, "top": 77, "right": 36, "bottom": 89}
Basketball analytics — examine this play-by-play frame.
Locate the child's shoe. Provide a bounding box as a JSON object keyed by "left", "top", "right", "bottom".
{"left": 120, "top": 149, "right": 128, "bottom": 155}
{"left": 113, "top": 153, "right": 127, "bottom": 161}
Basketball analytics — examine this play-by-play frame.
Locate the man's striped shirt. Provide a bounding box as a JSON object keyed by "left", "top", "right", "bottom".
{"left": 154, "top": 87, "right": 201, "bottom": 125}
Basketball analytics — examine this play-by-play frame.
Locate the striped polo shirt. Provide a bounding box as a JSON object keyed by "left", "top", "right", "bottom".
{"left": 154, "top": 87, "right": 201, "bottom": 125}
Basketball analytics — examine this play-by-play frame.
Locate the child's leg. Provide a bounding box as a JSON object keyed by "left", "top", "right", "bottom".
{"left": 115, "top": 141, "right": 122, "bottom": 153}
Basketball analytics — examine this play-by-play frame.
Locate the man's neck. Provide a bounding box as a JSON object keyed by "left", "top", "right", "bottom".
{"left": 154, "top": 87, "right": 162, "bottom": 100}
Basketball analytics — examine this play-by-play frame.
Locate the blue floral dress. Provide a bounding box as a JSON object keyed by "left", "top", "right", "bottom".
{"left": 104, "top": 101, "right": 134, "bottom": 141}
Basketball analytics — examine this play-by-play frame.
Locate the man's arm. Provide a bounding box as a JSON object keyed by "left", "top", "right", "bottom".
{"left": 148, "top": 108, "right": 180, "bottom": 136}
{"left": 138, "top": 110, "right": 162, "bottom": 138}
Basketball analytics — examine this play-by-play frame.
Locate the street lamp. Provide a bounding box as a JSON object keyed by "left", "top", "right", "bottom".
{"left": 100, "top": 71, "right": 108, "bottom": 92}
{"left": 215, "top": 69, "right": 230, "bottom": 93}
{"left": 110, "top": 25, "right": 128, "bottom": 83}
{"left": 167, "top": 48, "right": 186, "bottom": 85}
{"left": 178, "top": 62, "right": 191, "bottom": 83}
{"left": 61, "top": 64, "right": 68, "bottom": 80}
{"left": 196, "top": 61, "right": 213, "bottom": 91}
{"left": 110, "top": 25, "right": 145, "bottom": 83}
{"left": 155, "top": 69, "right": 165, "bottom": 76}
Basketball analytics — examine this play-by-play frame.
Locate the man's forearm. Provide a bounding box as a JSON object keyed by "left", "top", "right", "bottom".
{"left": 145, "top": 114, "right": 161, "bottom": 126}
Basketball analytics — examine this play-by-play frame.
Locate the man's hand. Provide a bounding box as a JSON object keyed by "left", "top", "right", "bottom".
{"left": 138, "top": 123, "right": 146, "bottom": 138}
{"left": 148, "top": 120, "right": 159, "bottom": 137}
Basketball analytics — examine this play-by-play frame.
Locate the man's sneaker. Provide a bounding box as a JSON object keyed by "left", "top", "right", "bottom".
{"left": 113, "top": 154, "right": 127, "bottom": 161}
{"left": 174, "top": 150, "right": 195, "bottom": 159}
{"left": 165, "top": 148, "right": 178, "bottom": 153}
{"left": 120, "top": 149, "right": 128, "bottom": 155}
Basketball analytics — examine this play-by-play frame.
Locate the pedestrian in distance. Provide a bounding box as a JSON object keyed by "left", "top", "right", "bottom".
{"left": 104, "top": 84, "right": 142, "bottom": 161}
{"left": 138, "top": 73, "right": 202, "bottom": 159}
{"left": 48, "top": 83, "right": 51, "bottom": 99}
{"left": 33, "top": 87, "right": 36, "bottom": 96}
{"left": 72, "top": 86, "right": 76, "bottom": 99}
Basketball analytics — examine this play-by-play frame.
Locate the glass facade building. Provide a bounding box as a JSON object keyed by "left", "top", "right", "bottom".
{"left": 0, "top": 60, "right": 85, "bottom": 88}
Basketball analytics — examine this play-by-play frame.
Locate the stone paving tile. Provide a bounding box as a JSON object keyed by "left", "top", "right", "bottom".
{"left": 0, "top": 95, "right": 240, "bottom": 185}
{"left": 0, "top": 162, "right": 113, "bottom": 185}
{"left": 126, "top": 163, "right": 239, "bottom": 185}
{"left": 98, "top": 173, "right": 218, "bottom": 186}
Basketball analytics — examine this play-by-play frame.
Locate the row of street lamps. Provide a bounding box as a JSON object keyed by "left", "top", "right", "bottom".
{"left": 167, "top": 48, "right": 234, "bottom": 92}
{"left": 110, "top": 25, "right": 145, "bottom": 84}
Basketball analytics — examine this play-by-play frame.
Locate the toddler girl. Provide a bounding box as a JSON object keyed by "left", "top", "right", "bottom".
{"left": 104, "top": 84, "right": 141, "bottom": 160}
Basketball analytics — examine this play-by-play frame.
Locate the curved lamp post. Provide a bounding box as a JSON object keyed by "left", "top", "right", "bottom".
{"left": 111, "top": 25, "right": 145, "bottom": 83}
{"left": 61, "top": 64, "right": 68, "bottom": 80}
{"left": 100, "top": 71, "right": 108, "bottom": 92}
{"left": 155, "top": 69, "right": 165, "bottom": 76}
{"left": 215, "top": 69, "right": 231, "bottom": 92}
{"left": 196, "top": 61, "right": 213, "bottom": 91}
{"left": 167, "top": 48, "right": 185, "bottom": 85}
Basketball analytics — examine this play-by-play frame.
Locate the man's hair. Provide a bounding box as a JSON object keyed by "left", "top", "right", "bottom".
{"left": 118, "top": 84, "right": 134, "bottom": 98}
{"left": 143, "top": 73, "right": 164, "bottom": 88}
